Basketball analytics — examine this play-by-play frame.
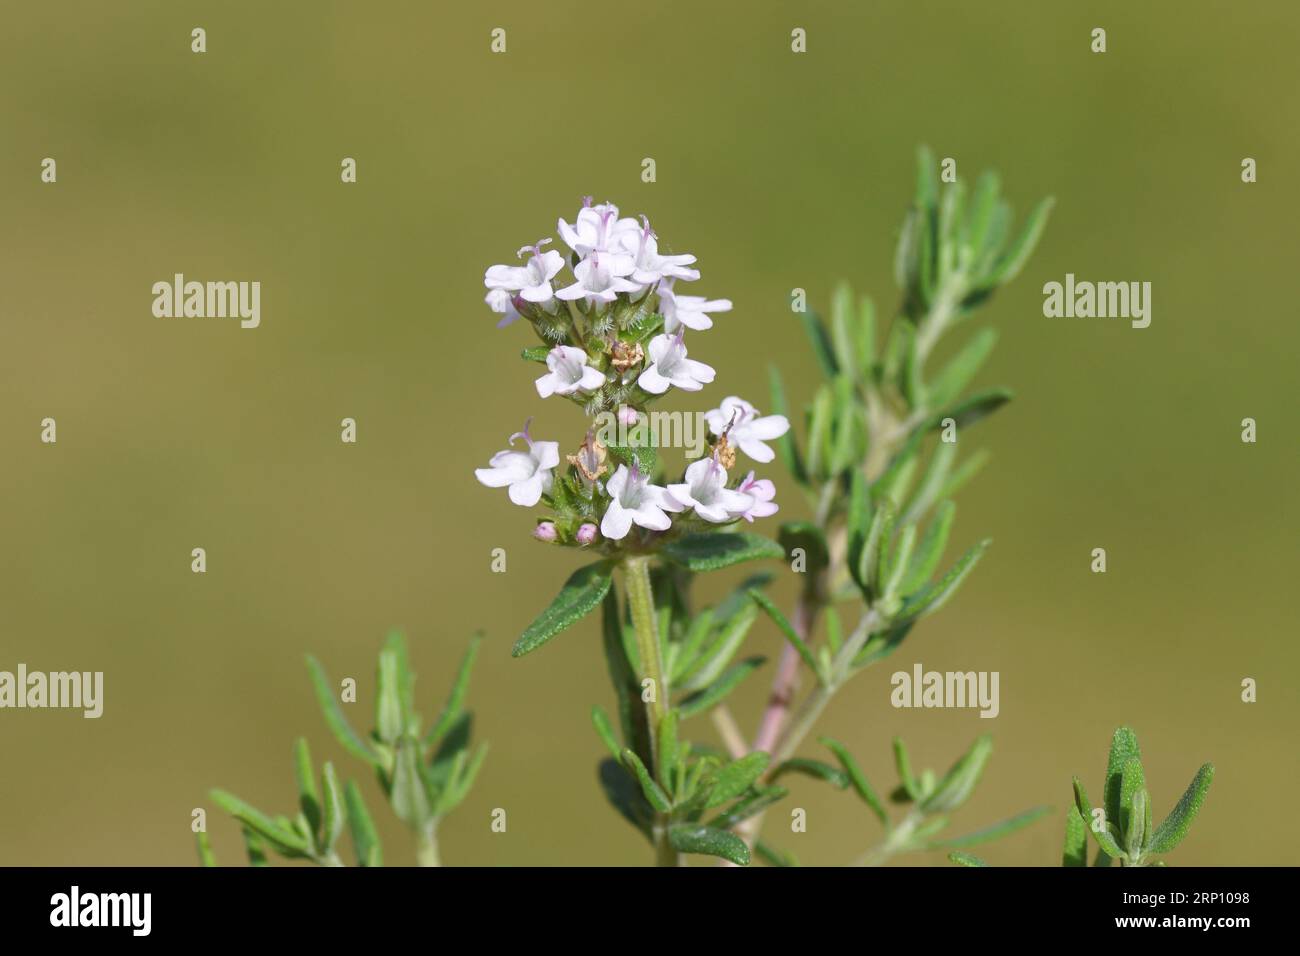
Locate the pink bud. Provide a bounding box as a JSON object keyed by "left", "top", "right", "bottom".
{"left": 534, "top": 522, "right": 558, "bottom": 542}
{"left": 576, "top": 523, "right": 598, "bottom": 545}
{"left": 618, "top": 406, "right": 639, "bottom": 427}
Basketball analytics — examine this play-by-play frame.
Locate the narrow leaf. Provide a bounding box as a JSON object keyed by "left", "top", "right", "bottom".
{"left": 512, "top": 561, "right": 613, "bottom": 657}
{"left": 929, "top": 806, "right": 1050, "bottom": 849}
{"left": 668, "top": 824, "right": 750, "bottom": 866}
{"left": 1148, "top": 764, "right": 1214, "bottom": 855}
{"left": 305, "top": 654, "right": 377, "bottom": 765}
{"left": 662, "top": 532, "right": 783, "bottom": 572}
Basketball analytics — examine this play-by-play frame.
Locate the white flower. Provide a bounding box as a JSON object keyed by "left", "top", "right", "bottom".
{"left": 667, "top": 457, "right": 754, "bottom": 523}
{"left": 600, "top": 464, "right": 683, "bottom": 540}
{"left": 485, "top": 240, "right": 565, "bottom": 304}
{"left": 621, "top": 217, "right": 699, "bottom": 285}
{"left": 474, "top": 419, "right": 559, "bottom": 507}
{"left": 637, "top": 331, "right": 715, "bottom": 394}
{"left": 535, "top": 346, "right": 606, "bottom": 398}
{"left": 554, "top": 252, "right": 641, "bottom": 304}
{"left": 484, "top": 288, "right": 521, "bottom": 328}
{"left": 558, "top": 200, "right": 639, "bottom": 272}
{"left": 704, "top": 395, "right": 790, "bottom": 463}
{"left": 736, "top": 471, "right": 778, "bottom": 522}
{"left": 659, "top": 277, "right": 731, "bottom": 333}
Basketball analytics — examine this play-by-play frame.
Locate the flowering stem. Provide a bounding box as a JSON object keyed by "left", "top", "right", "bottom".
{"left": 623, "top": 555, "right": 679, "bottom": 867}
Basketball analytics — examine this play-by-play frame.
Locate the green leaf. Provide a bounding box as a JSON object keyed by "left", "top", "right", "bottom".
{"left": 677, "top": 600, "right": 759, "bottom": 692}
{"left": 948, "top": 851, "right": 989, "bottom": 867}
{"left": 242, "top": 828, "right": 268, "bottom": 867}
{"left": 426, "top": 633, "right": 481, "bottom": 746}
{"left": 344, "top": 780, "right": 383, "bottom": 866}
{"left": 798, "top": 311, "right": 839, "bottom": 378}
{"left": 591, "top": 705, "right": 622, "bottom": 760}
{"left": 829, "top": 282, "right": 858, "bottom": 379}
{"left": 375, "top": 647, "right": 404, "bottom": 745}
{"left": 293, "top": 738, "right": 322, "bottom": 842}
{"left": 937, "top": 388, "right": 1013, "bottom": 430}
{"left": 898, "top": 538, "right": 990, "bottom": 622}
{"left": 1104, "top": 727, "right": 1142, "bottom": 837}
{"left": 708, "top": 785, "right": 789, "bottom": 830}
{"left": 1119, "top": 756, "right": 1147, "bottom": 853}
{"left": 669, "top": 824, "right": 751, "bottom": 865}
{"left": 768, "top": 365, "right": 806, "bottom": 486}
{"left": 621, "top": 748, "right": 672, "bottom": 813}
{"left": 927, "top": 328, "right": 998, "bottom": 412}
{"left": 211, "top": 789, "right": 311, "bottom": 858}
{"left": 389, "top": 739, "right": 433, "bottom": 829}
{"left": 512, "top": 561, "right": 613, "bottom": 657}
{"left": 305, "top": 655, "right": 377, "bottom": 765}
{"left": 804, "top": 385, "right": 834, "bottom": 479}
{"left": 1148, "top": 764, "right": 1214, "bottom": 855}
{"left": 893, "top": 737, "right": 920, "bottom": 802}
{"left": 984, "top": 196, "right": 1054, "bottom": 287}
{"left": 677, "top": 656, "right": 766, "bottom": 719}
{"left": 900, "top": 500, "right": 956, "bottom": 595}
{"left": 670, "top": 607, "right": 715, "bottom": 683}
{"left": 922, "top": 735, "right": 993, "bottom": 813}
{"left": 383, "top": 630, "right": 417, "bottom": 734}
{"left": 705, "top": 752, "right": 771, "bottom": 808}
{"left": 1072, "top": 777, "right": 1124, "bottom": 859}
{"left": 599, "top": 758, "right": 653, "bottom": 839}
{"left": 1063, "top": 805, "right": 1089, "bottom": 867}
{"left": 901, "top": 441, "right": 956, "bottom": 527}
{"left": 320, "top": 761, "right": 345, "bottom": 853}
{"left": 194, "top": 830, "right": 217, "bottom": 867}
{"left": 662, "top": 532, "right": 783, "bottom": 572}
{"left": 929, "top": 806, "right": 1050, "bottom": 849}
{"left": 748, "top": 590, "right": 821, "bottom": 681}
{"left": 1127, "top": 787, "right": 1148, "bottom": 857}
{"left": 772, "top": 758, "right": 849, "bottom": 789}
{"left": 962, "top": 171, "right": 1001, "bottom": 260}
{"left": 846, "top": 470, "right": 872, "bottom": 578}
{"left": 657, "top": 710, "right": 680, "bottom": 794}
{"left": 820, "top": 736, "right": 888, "bottom": 824}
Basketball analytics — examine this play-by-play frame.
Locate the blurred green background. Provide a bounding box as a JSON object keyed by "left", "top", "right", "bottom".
{"left": 2, "top": 1, "right": 1296, "bottom": 866}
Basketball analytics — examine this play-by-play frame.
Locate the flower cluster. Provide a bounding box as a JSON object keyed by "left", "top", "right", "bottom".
{"left": 475, "top": 199, "right": 788, "bottom": 550}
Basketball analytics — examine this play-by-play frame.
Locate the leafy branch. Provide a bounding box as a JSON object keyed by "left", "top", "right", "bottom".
{"left": 201, "top": 632, "right": 485, "bottom": 866}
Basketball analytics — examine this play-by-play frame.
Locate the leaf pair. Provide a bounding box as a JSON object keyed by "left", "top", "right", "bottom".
{"left": 1068, "top": 726, "right": 1213, "bottom": 867}
{"left": 210, "top": 737, "right": 380, "bottom": 867}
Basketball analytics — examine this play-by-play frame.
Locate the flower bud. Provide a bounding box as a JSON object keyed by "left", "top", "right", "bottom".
{"left": 576, "top": 523, "right": 598, "bottom": 545}
{"left": 534, "top": 521, "right": 558, "bottom": 542}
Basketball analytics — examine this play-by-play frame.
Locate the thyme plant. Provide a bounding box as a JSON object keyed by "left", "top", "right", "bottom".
{"left": 203, "top": 150, "right": 1219, "bottom": 867}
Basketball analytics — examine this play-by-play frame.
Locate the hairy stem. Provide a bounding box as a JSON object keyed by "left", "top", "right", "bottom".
{"left": 623, "top": 555, "right": 679, "bottom": 867}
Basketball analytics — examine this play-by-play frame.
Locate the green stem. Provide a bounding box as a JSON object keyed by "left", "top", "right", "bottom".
{"left": 624, "top": 556, "right": 668, "bottom": 747}
{"left": 415, "top": 825, "right": 441, "bottom": 867}
{"left": 623, "top": 555, "right": 679, "bottom": 867}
